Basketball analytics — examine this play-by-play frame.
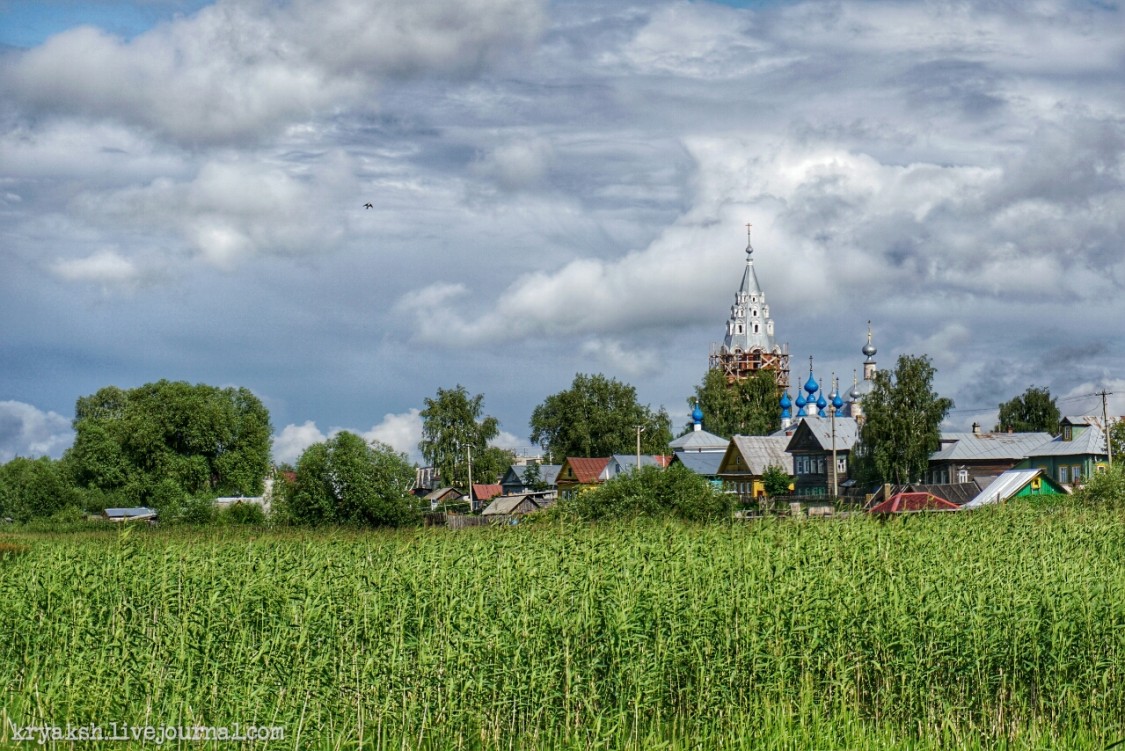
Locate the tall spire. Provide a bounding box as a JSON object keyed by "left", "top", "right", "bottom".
{"left": 720, "top": 224, "right": 775, "bottom": 354}
{"left": 709, "top": 226, "right": 790, "bottom": 389}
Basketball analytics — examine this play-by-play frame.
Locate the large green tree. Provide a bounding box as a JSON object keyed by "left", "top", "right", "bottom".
{"left": 64, "top": 380, "right": 272, "bottom": 509}
{"left": 853, "top": 355, "right": 954, "bottom": 485}
{"left": 419, "top": 385, "right": 513, "bottom": 488}
{"left": 0, "top": 457, "right": 78, "bottom": 522}
{"left": 279, "top": 432, "right": 418, "bottom": 526}
{"left": 529, "top": 373, "right": 672, "bottom": 463}
{"left": 687, "top": 368, "right": 780, "bottom": 438}
{"left": 995, "top": 386, "right": 1060, "bottom": 433}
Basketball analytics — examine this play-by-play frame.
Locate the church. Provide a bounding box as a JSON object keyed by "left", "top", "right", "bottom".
{"left": 707, "top": 227, "right": 880, "bottom": 498}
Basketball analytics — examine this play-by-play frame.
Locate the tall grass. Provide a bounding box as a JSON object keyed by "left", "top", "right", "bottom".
{"left": 1, "top": 506, "right": 1123, "bottom": 749}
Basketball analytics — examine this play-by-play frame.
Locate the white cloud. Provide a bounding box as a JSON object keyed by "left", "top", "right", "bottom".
{"left": 273, "top": 409, "right": 424, "bottom": 465}
{"left": 1, "top": 0, "right": 546, "bottom": 145}
{"left": 49, "top": 250, "right": 141, "bottom": 286}
{"left": 70, "top": 154, "right": 354, "bottom": 267}
{"left": 272, "top": 420, "right": 328, "bottom": 465}
{"left": 360, "top": 409, "right": 423, "bottom": 460}
{"left": 0, "top": 401, "right": 74, "bottom": 462}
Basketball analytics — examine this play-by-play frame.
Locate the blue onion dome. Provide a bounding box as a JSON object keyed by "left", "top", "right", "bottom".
{"left": 795, "top": 392, "right": 807, "bottom": 408}
{"left": 816, "top": 393, "right": 828, "bottom": 410}
{"left": 779, "top": 392, "right": 792, "bottom": 409}
{"left": 692, "top": 404, "right": 704, "bottom": 423}
{"left": 832, "top": 393, "right": 845, "bottom": 410}
{"left": 804, "top": 372, "right": 819, "bottom": 395}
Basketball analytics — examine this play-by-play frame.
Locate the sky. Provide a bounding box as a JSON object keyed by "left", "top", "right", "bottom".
{"left": 2, "top": 0, "right": 1124, "bottom": 466}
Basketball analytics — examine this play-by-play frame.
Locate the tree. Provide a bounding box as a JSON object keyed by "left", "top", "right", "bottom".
{"left": 853, "top": 354, "right": 954, "bottom": 485}
{"left": 529, "top": 373, "right": 672, "bottom": 463}
{"left": 995, "top": 386, "right": 1060, "bottom": 433}
{"left": 419, "top": 385, "right": 512, "bottom": 488}
{"left": 1109, "top": 420, "right": 1125, "bottom": 460}
{"left": 687, "top": 368, "right": 780, "bottom": 438}
{"left": 279, "top": 432, "right": 418, "bottom": 526}
{"left": 0, "top": 457, "right": 78, "bottom": 522}
{"left": 761, "top": 464, "right": 792, "bottom": 497}
{"left": 64, "top": 380, "right": 272, "bottom": 510}
{"left": 565, "top": 463, "right": 731, "bottom": 522}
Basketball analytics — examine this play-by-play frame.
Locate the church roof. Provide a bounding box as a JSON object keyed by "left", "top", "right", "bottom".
{"left": 668, "top": 427, "right": 729, "bottom": 452}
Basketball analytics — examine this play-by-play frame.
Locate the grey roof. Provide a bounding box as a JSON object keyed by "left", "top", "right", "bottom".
{"left": 1026, "top": 428, "right": 1106, "bottom": 457}
{"left": 604, "top": 454, "right": 667, "bottom": 476}
{"left": 726, "top": 435, "right": 794, "bottom": 474}
{"left": 788, "top": 416, "right": 859, "bottom": 452}
{"left": 962, "top": 469, "right": 1046, "bottom": 509}
{"left": 507, "top": 463, "right": 561, "bottom": 486}
{"left": 668, "top": 427, "right": 729, "bottom": 452}
{"left": 482, "top": 495, "right": 536, "bottom": 516}
{"left": 930, "top": 432, "right": 1052, "bottom": 462}
{"left": 672, "top": 452, "right": 725, "bottom": 476}
{"left": 104, "top": 507, "right": 157, "bottom": 519}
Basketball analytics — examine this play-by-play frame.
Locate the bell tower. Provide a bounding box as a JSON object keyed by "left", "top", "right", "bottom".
{"left": 709, "top": 225, "right": 790, "bottom": 388}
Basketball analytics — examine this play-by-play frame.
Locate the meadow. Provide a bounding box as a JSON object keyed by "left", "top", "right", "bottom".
{"left": 1, "top": 507, "right": 1123, "bottom": 749}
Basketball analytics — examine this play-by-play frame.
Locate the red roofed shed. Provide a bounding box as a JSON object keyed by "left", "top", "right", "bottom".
{"left": 867, "top": 492, "right": 960, "bottom": 514}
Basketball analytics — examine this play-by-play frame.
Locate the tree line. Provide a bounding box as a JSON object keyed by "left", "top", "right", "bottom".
{"left": 3, "top": 364, "right": 1119, "bottom": 527}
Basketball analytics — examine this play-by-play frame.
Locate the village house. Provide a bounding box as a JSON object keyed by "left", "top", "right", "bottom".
{"left": 716, "top": 435, "right": 793, "bottom": 500}
{"left": 1018, "top": 416, "right": 1111, "bottom": 488}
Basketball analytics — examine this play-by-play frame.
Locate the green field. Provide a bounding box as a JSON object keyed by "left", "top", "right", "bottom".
{"left": 2, "top": 508, "right": 1124, "bottom": 749}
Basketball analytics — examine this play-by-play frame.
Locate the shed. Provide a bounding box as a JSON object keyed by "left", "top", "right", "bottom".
{"left": 866, "top": 492, "right": 960, "bottom": 514}
{"left": 103, "top": 507, "right": 158, "bottom": 522}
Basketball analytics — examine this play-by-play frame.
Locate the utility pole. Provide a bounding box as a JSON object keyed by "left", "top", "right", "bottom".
{"left": 830, "top": 374, "right": 838, "bottom": 499}
{"left": 635, "top": 425, "right": 645, "bottom": 471}
{"left": 1099, "top": 389, "right": 1114, "bottom": 467}
{"left": 466, "top": 444, "right": 474, "bottom": 511}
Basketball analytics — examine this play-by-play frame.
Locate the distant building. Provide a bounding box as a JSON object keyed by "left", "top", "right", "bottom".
{"left": 709, "top": 227, "right": 790, "bottom": 389}
{"left": 499, "top": 464, "right": 560, "bottom": 496}
{"left": 961, "top": 468, "right": 1068, "bottom": 509}
{"left": 926, "top": 426, "right": 1054, "bottom": 485}
{"left": 784, "top": 416, "right": 859, "bottom": 497}
{"left": 555, "top": 457, "right": 610, "bottom": 500}
{"left": 1018, "top": 416, "right": 1111, "bottom": 488}
{"left": 102, "top": 507, "right": 158, "bottom": 523}
{"left": 716, "top": 435, "right": 793, "bottom": 500}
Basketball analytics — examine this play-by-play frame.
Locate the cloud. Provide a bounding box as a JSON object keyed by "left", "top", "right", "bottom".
{"left": 471, "top": 136, "right": 555, "bottom": 191}
{"left": 271, "top": 420, "right": 328, "bottom": 466}
{"left": 273, "top": 409, "right": 424, "bottom": 465}
{"left": 1, "top": 0, "right": 546, "bottom": 145}
{"left": 49, "top": 249, "right": 142, "bottom": 286}
{"left": 69, "top": 154, "right": 354, "bottom": 267}
{"left": 0, "top": 401, "right": 74, "bottom": 462}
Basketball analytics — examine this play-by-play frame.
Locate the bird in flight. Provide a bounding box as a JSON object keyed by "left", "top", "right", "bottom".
{"left": 364, "top": 202, "right": 373, "bottom": 209}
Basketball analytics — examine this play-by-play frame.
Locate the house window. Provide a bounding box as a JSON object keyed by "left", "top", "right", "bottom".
{"left": 1058, "top": 466, "right": 1069, "bottom": 484}
{"left": 957, "top": 468, "right": 969, "bottom": 483}
{"left": 1063, "top": 425, "right": 1073, "bottom": 441}
{"left": 836, "top": 456, "right": 847, "bottom": 474}
{"left": 1072, "top": 466, "right": 1082, "bottom": 483}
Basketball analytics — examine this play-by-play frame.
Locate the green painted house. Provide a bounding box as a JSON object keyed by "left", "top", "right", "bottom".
{"left": 1017, "top": 416, "right": 1110, "bottom": 489}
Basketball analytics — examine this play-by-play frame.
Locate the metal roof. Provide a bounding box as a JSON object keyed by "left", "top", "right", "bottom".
{"left": 671, "top": 452, "right": 725, "bottom": 476}
{"left": 1027, "top": 427, "right": 1107, "bottom": 457}
{"left": 930, "top": 432, "right": 1053, "bottom": 462}
{"left": 962, "top": 469, "right": 1044, "bottom": 509}
{"left": 482, "top": 494, "right": 546, "bottom": 516}
{"left": 668, "top": 427, "right": 729, "bottom": 452}
{"left": 786, "top": 416, "right": 859, "bottom": 452}
{"left": 725, "top": 435, "right": 794, "bottom": 475}
{"left": 104, "top": 507, "right": 157, "bottom": 519}
{"left": 868, "top": 492, "right": 960, "bottom": 514}
{"left": 560, "top": 457, "right": 610, "bottom": 484}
